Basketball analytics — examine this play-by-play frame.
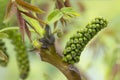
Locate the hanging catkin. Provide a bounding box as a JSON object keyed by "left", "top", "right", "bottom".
{"left": 63, "top": 17, "right": 108, "bottom": 64}
{"left": 8, "top": 31, "right": 30, "bottom": 79}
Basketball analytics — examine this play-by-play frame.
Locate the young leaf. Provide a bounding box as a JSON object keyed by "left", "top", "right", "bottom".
{"left": 54, "top": 21, "right": 58, "bottom": 28}
{"left": 20, "top": 11, "right": 46, "bottom": 25}
{"left": 47, "top": 9, "right": 63, "bottom": 23}
{"left": 15, "top": 0, "right": 44, "bottom": 14}
{"left": 62, "top": 14, "right": 72, "bottom": 21}
{"left": 3, "top": 0, "right": 17, "bottom": 23}
{"left": 17, "top": 9, "right": 25, "bottom": 41}
{"left": 22, "top": 13, "right": 45, "bottom": 37}
{"left": 60, "top": 18, "right": 67, "bottom": 26}
{"left": 61, "top": 7, "right": 80, "bottom": 16}
{"left": 24, "top": 23, "right": 31, "bottom": 41}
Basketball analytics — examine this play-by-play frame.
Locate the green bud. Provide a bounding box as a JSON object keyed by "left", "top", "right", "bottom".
{"left": 84, "top": 33, "right": 92, "bottom": 40}
{"left": 70, "top": 39, "right": 74, "bottom": 43}
{"left": 71, "top": 51, "right": 76, "bottom": 57}
{"left": 68, "top": 60, "right": 75, "bottom": 64}
{"left": 73, "top": 56, "right": 80, "bottom": 62}
{"left": 66, "top": 55, "right": 72, "bottom": 60}
{"left": 71, "top": 44, "right": 76, "bottom": 50}
{"left": 78, "top": 38, "right": 84, "bottom": 43}
{"left": 74, "top": 38, "right": 79, "bottom": 43}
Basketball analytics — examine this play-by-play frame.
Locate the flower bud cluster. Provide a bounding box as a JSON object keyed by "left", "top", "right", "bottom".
{"left": 63, "top": 17, "right": 107, "bottom": 64}
{"left": 8, "top": 31, "right": 30, "bottom": 79}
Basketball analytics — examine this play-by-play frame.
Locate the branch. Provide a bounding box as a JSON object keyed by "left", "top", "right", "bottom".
{"left": 39, "top": 46, "right": 81, "bottom": 80}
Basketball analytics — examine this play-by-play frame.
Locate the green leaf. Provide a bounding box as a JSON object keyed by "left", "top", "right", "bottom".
{"left": 61, "top": 7, "right": 80, "bottom": 16}
{"left": 22, "top": 13, "right": 45, "bottom": 37}
{"left": 0, "top": 33, "right": 8, "bottom": 39}
{"left": 20, "top": 11, "right": 46, "bottom": 25}
{"left": 47, "top": 9, "right": 63, "bottom": 23}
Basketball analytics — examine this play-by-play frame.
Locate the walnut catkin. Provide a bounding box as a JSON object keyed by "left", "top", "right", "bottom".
{"left": 63, "top": 17, "right": 107, "bottom": 64}
{"left": 8, "top": 31, "right": 30, "bottom": 79}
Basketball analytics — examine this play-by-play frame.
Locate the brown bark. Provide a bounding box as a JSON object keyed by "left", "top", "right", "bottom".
{"left": 39, "top": 46, "right": 81, "bottom": 80}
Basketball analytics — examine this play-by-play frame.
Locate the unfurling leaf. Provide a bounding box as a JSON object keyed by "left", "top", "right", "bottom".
{"left": 61, "top": 7, "right": 80, "bottom": 16}
{"left": 47, "top": 9, "right": 63, "bottom": 23}
{"left": 47, "top": 7, "right": 79, "bottom": 25}
{"left": 60, "top": 7, "right": 80, "bottom": 25}
{"left": 22, "top": 14, "right": 45, "bottom": 37}
{"left": 15, "top": 0, "right": 45, "bottom": 14}
{"left": 60, "top": 18, "right": 67, "bottom": 26}
{"left": 20, "top": 11, "right": 46, "bottom": 25}
{"left": 17, "top": 9, "right": 25, "bottom": 41}
{"left": 24, "top": 23, "right": 31, "bottom": 41}
{"left": 54, "top": 21, "right": 58, "bottom": 28}
{"left": 61, "top": 7, "right": 80, "bottom": 21}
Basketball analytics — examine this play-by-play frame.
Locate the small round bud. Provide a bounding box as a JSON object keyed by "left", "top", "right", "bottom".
{"left": 74, "top": 38, "right": 79, "bottom": 43}
{"left": 71, "top": 44, "right": 76, "bottom": 50}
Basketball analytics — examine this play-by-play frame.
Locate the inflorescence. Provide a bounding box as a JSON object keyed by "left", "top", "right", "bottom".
{"left": 63, "top": 17, "right": 107, "bottom": 64}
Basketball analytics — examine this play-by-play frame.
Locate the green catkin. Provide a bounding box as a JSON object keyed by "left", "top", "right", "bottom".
{"left": 0, "top": 39, "right": 9, "bottom": 66}
{"left": 63, "top": 17, "right": 108, "bottom": 64}
{"left": 7, "top": 31, "right": 30, "bottom": 80}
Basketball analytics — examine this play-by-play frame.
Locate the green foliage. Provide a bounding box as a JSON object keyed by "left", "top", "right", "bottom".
{"left": 47, "top": 9, "right": 63, "bottom": 23}
{"left": 22, "top": 14, "right": 45, "bottom": 37}
{"left": 61, "top": 7, "right": 80, "bottom": 20}
{"left": 61, "top": 7, "right": 79, "bottom": 16}
{"left": 63, "top": 17, "right": 107, "bottom": 64}
{"left": 47, "top": 7, "right": 79, "bottom": 23}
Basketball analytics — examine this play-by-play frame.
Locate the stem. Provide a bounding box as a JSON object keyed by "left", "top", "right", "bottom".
{"left": 0, "top": 27, "right": 35, "bottom": 33}
{"left": 39, "top": 46, "right": 81, "bottom": 80}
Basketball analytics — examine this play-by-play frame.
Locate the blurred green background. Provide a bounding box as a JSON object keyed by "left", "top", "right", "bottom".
{"left": 0, "top": 0, "right": 120, "bottom": 80}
